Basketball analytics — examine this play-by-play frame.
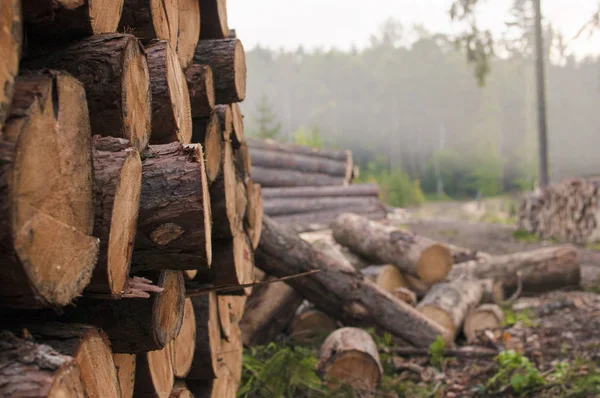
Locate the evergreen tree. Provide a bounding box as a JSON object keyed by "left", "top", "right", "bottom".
{"left": 254, "top": 94, "right": 282, "bottom": 139}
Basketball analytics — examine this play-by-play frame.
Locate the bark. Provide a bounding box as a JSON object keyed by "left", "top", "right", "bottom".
{"left": 265, "top": 196, "right": 384, "bottom": 217}
{"left": 186, "top": 64, "right": 215, "bottom": 118}
{"left": 134, "top": 346, "right": 174, "bottom": 398}
{"left": 463, "top": 304, "right": 505, "bottom": 342}
{"left": 274, "top": 206, "right": 388, "bottom": 232}
{"left": 198, "top": 0, "right": 229, "bottom": 39}
{"left": 192, "top": 113, "right": 221, "bottom": 183}
{"left": 0, "top": 331, "right": 86, "bottom": 398}
{"left": 317, "top": 328, "right": 383, "bottom": 392}
{"left": 231, "top": 103, "right": 244, "bottom": 148}
{"left": 210, "top": 139, "right": 239, "bottom": 238}
{"left": 246, "top": 137, "right": 350, "bottom": 162}
{"left": 417, "top": 280, "right": 483, "bottom": 340}
{"left": 300, "top": 232, "right": 369, "bottom": 270}
{"left": 87, "top": 136, "right": 142, "bottom": 298}
{"left": 0, "top": 72, "right": 99, "bottom": 309}
{"left": 250, "top": 165, "right": 345, "bottom": 187}
{"left": 332, "top": 213, "right": 453, "bottom": 283}
{"left": 22, "top": 34, "right": 152, "bottom": 151}
{"left": 118, "top": 0, "right": 178, "bottom": 48}
{"left": 146, "top": 41, "right": 192, "bottom": 144}
{"left": 22, "top": 0, "right": 122, "bottom": 47}
{"left": 176, "top": 0, "right": 200, "bottom": 68}
{"left": 245, "top": 181, "right": 263, "bottom": 249}
{"left": 63, "top": 270, "right": 185, "bottom": 353}
{"left": 220, "top": 323, "right": 242, "bottom": 384}
{"left": 227, "top": 29, "right": 236, "bottom": 38}
{"left": 114, "top": 353, "right": 136, "bottom": 398}
{"left": 188, "top": 292, "right": 221, "bottom": 380}
{"left": 0, "top": 0, "right": 21, "bottom": 130}
{"left": 249, "top": 147, "right": 350, "bottom": 178}
{"left": 132, "top": 142, "right": 212, "bottom": 272}
{"left": 210, "top": 232, "right": 254, "bottom": 288}
{"left": 192, "top": 39, "right": 246, "bottom": 103}
{"left": 448, "top": 245, "right": 581, "bottom": 294}
{"left": 256, "top": 216, "right": 451, "bottom": 347}
{"left": 361, "top": 265, "right": 408, "bottom": 293}
{"left": 261, "top": 184, "right": 380, "bottom": 199}
{"left": 239, "top": 275, "right": 303, "bottom": 347}
{"left": 170, "top": 298, "right": 196, "bottom": 378}
{"left": 290, "top": 305, "right": 337, "bottom": 345}
{"left": 25, "top": 323, "right": 121, "bottom": 398}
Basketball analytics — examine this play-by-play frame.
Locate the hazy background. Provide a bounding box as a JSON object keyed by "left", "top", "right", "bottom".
{"left": 227, "top": 1, "right": 600, "bottom": 202}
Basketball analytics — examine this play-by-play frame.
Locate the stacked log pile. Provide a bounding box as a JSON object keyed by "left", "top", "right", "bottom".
{"left": 1, "top": 0, "right": 257, "bottom": 396}
{"left": 518, "top": 178, "right": 600, "bottom": 244}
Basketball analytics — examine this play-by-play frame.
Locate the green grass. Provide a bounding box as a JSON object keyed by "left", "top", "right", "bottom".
{"left": 512, "top": 229, "right": 542, "bottom": 243}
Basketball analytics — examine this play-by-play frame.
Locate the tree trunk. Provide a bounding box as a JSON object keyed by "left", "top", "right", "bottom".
{"left": 114, "top": 353, "right": 136, "bottom": 398}
{"left": 146, "top": 41, "right": 192, "bottom": 145}
{"left": 210, "top": 232, "right": 254, "bottom": 288}
{"left": 192, "top": 39, "right": 246, "bottom": 103}
{"left": 290, "top": 304, "right": 337, "bottom": 345}
{"left": 239, "top": 275, "right": 303, "bottom": 347}
{"left": 134, "top": 346, "right": 174, "bottom": 398}
{"left": 210, "top": 139, "right": 239, "bottom": 238}
{"left": 22, "top": 34, "right": 152, "bottom": 151}
{"left": 0, "top": 0, "right": 21, "bottom": 130}
{"left": 261, "top": 184, "right": 380, "bottom": 199}
{"left": 0, "top": 71, "right": 99, "bottom": 309}
{"left": 249, "top": 147, "right": 350, "bottom": 178}
{"left": 22, "top": 0, "right": 122, "bottom": 47}
{"left": 198, "top": 0, "right": 229, "bottom": 39}
{"left": 25, "top": 323, "right": 121, "bottom": 398}
{"left": 448, "top": 245, "right": 581, "bottom": 294}
{"left": 265, "top": 196, "right": 384, "bottom": 217}
{"left": 417, "top": 280, "right": 483, "bottom": 340}
{"left": 87, "top": 136, "right": 142, "bottom": 298}
{"left": 118, "top": 0, "right": 178, "bottom": 49}
{"left": 256, "top": 216, "right": 451, "bottom": 347}
{"left": 245, "top": 181, "right": 263, "bottom": 249}
{"left": 246, "top": 137, "right": 350, "bottom": 162}
{"left": 332, "top": 213, "right": 453, "bottom": 283}
{"left": 463, "top": 304, "right": 505, "bottom": 342}
{"left": 250, "top": 166, "right": 346, "bottom": 187}
{"left": 132, "top": 142, "right": 212, "bottom": 272}
{"left": 274, "top": 205, "right": 388, "bottom": 232}
{"left": 170, "top": 298, "right": 196, "bottom": 378}
{"left": 231, "top": 103, "right": 244, "bottom": 148}
{"left": 176, "top": 0, "right": 200, "bottom": 68}
{"left": 220, "top": 323, "right": 242, "bottom": 384}
{"left": 186, "top": 64, "right": 215, "bottom": 118}
{"left": 188, "top": 292, "right": 221, "bottom": 380}
{"left": 192, "top": 113, "right": 221, "bottom": 183}
{"left": 361, "top": 265, "right": 408, "bottom": 293}
{"left": 0, "top": 331, "right": 86, "bottom": 398}
{"left": 302, "top": 234, "right": 370, "bottom": 270}
{"left": 63, "top": 270, "right": 185, "bottom": 353}
{"left": 317, "top": 327, "right": 383, "bottom": 393}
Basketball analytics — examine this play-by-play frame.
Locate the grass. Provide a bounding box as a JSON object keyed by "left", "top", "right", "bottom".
{"left": 512, "top": 229, "right": 542, "bottom": 243}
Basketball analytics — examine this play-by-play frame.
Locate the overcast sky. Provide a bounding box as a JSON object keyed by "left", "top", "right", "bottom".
{"left": 228, "top": 0, "right": 600, "bottom": 56}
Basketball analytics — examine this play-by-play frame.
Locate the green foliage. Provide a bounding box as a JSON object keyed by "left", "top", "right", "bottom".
{"left": 428, "top": 336, "right": 446, "bottom": 369}
{"left": 253, "top": 94, "right": 282, "bottom": 139}
{"left": 292, "top": 126, "right": 324, "bottom": 148}
{"left": 512, "top": 229, "right": 540, "bottom": 243}
{"left": 486, "top": 350, "right": 545, "bottom": 394}
{"left": 502, "top": 308, "right": 534, "bottom": 327}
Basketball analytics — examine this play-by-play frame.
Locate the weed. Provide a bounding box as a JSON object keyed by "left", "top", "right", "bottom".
{"left": 503, "top": 308, "right": 535, "bottom": 327}
{"left": 428, "top": 336, "right": 446, "bottom": 369}
{"left": 486, "top": 350, "right": 545, "bottom": 394}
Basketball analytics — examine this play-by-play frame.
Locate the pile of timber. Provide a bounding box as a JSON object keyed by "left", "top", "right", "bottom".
{"left": 518, "top": 178, "right": 600, "bottom": 244}
{"left": 0, "top": 0, "right": 258, "bottom": 396}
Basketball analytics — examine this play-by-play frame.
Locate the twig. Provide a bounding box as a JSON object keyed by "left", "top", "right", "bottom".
{"left": 502, "top": 271, "right": 523, "bottom": 306}
{"left": 392, "top": 345, "right": 499, "bottom": 359}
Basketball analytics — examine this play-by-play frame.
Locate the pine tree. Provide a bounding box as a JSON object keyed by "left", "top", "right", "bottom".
{"left": 254, "top": 94, "right": 282, "bottom": 139}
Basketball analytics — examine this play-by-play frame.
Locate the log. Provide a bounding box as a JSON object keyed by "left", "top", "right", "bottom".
{"left": 64, "top": 270, "right": 185, "bottom": 353}
{"left": 170, "top": 298, "right": 196, "bottom": 378}
{"left": 317, "top": 328, "right": 383, "bottom": 392}
{"left": 118, "top": 0, "right": 178, "bottom": 48}
{"left": 234, "top": 141, "right": 252, "bottom": 179}
{"left": 417, "top": 280, "right": 483, "bottom": 340}
{"left": 198, "top": 0, "right": 228, "bottom": 39}
{"left": 22, "top": 34, "right": 152, "bottom": 151}
{"left": 134, "top": 346, "right": 174, "bottom": 398}
{"left": 239, "top": 275, "right": 303, "bottom": 347}
{"left": 361, "top": 265, "right": 408, "bottom": 293}
{"left": 146, "top": 41, "right": 192, "bottom": 144}
{"left": 114, "top": 353, "right": 136, "bottom": 398}
{"left": 186, "top": 64, "right": 215, "bottom": 118}
{"left": 26, "top": 323, "right": 121, "bottom": 398}
{"left": 463, "top": 304, "right": 505, "bottom": 342}
{"left": 214, "top": 104, "right": 233, "bottom": 139}
{"left": 403, "top": 274, "right": 432, "bottom": 299}
{"left": 245, "top": 181, "right": 263, "bottom": 250}
{"left": 479, "top": 279, "right": 505, "bottom": 304}
{"left": 246, "top": 137, "right": 350, "bottom": 162}
{"left": 211, "top": 232, "right": 254, "bottom": 288}
{"left": 302, "top": 234, "right": 369, "bottom": 270}
{"left": 87, "top": 136, "right": 142, "bottom": 298}
{"left": 210, "top": 139, "right": 239, "bottom": 238}
{"left": 249, "top": 147, "right": 350, "bottom": 178}
{"left": 290, "top": 304, "right": 337, "bottom": 345}
{"left": 273, "top": 205, "right": 387, "bottom": 231}
{"left": 22, "top": 0, "right": 122, "bottom": 47}
{"left": 227, "top": 29, "right": 236, "bottom": 38}
{"left": 183, "top": 269, "right": 197, "bottom": 280}
{"left": 250, "top": 166, "right": 345, "bottom": 188}
{"left": 188, "top": 292, "right": 221, "bottom": 380}
{"left": 0, "top": 71, "right": 99, "bottom": 309}
{"left": 448, "top": 245, "right": 581, "bottom": 294}
{"left": 132, "top": 142, "right": 212, "bottom": 272}
{"left": 332, "top": 213, "right": 453, "bottom": 283}
{"left": 0, "top": 0, "right": 21, "bottom": 130}
{"left": 217, "top": 295, "right": 232, "bottom": 340}
{"left": 220, "top": 323, "right": 242, "bottom": 384}
{"left": 176, "top": 0, "right": 200, "bottom": 68}
{"left": 192, "top": 39, "right": 246, "bottom": 103}
{"left": 264, "top": 196, "right": 384, "bottom": 217}
{"left": 231, "top": 103, "right": 243, "bottom": 148}
{"left": 192, "top": 113, "right": 221, "bottom": 183}
{"left": 227, "top": 295, "right": 247, "bottom": 323}
{"left": 0, "top": 331, "right": 86, "bottom": 398}
{"left": 391, "top": 288, "right": 417, "bottom": 306}
{"left": 261, "top": 184, "right": 380, "bottom": 199}
{"left": 170, "top": 383, "right": 193, "bottom": 398}
{"left": 187, "top": 370, "right": 236, "bottom": 398}
{"left": 256, "top": 216, "right": 451, "bottom": 347}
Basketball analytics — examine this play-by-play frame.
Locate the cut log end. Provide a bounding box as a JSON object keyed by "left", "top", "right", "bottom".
{"left": 417, "top": 306, "right": 455, "bottom": 337}
{"left": 417, "top": 244, "right": 453, "bottom": 283}
{"left": 137, "top": 347, "right": 174, "bottom": 398}
{"left": 113, "top": 353, "right": 136, "bottom": 398}
{"left": 233, "top": 42, "right": 247, "bottom": 102}
{"left": 210, "top": 139, "right": 239, "bottom": 237}
{"left": 199, "top": 0, "right": 229, "bottom": 39}
{"left": 464, "top": 304, "right": 505, "bottom": 342}
{"left": 0, "top": 0, "right": 21, "bottom": 129}
{"left": 217, "top": 295, "right": 233, "bottom": 340}
{"left": 192, "top": 113, "right": 222, "bottom": 183}
{"left": 231, "top": 103, "right": 243, "bottom": 147}
{"left": 74, "top": 328, "right": 121, "bottom": 398}
{"left": 176, "top": 0, "right": 201, "bottom": 68}
{"left": 155, "top": 270, "right": 186, "bottom": 346}
{"left": 171, "top": 298, "right": 196, "bottom": 378}
{"left": 90, "top": 0, "right": 124, "bottom": 34}
{"left": 290, "top": 309, "right": 337, "bottom": 344}
{"left": 186, "top": 64, "right": 215, "bottom": 118}
{"left": 391, "top": 287, "right": 417, "bottom": 306}
{"left": 214, "top": 104, "right": 233, "bottom": 140}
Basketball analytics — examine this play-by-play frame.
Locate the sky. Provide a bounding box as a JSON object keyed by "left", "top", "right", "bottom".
{"left": 228, "top": 0, "right": 600, "bottom": 57}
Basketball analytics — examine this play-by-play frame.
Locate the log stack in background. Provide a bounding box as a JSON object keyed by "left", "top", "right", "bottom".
{"left": 0, "top": 0, "right": 256, "bottom": 396}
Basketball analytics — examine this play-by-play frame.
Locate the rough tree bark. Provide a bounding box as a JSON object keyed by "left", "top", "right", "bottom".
{"left": 186, "top": 64, "right": 215, "bottom": 118}
{"left": 134, "top": 346, "right": 174, "bottom": 398}
{"left": 192, "top": 112, "right": 221, "bottom": 183}
{"left": 0, "top": 0, "right": 21, "bottom": 130}
{"left": 118, "top": 0, "right": 178, "bottom": 49}
{"left": 246, "top": 137, "right": 350, "bottom": 162}
{"left": 176, "top": 0, "right": 200, "bottom": 68}
{"left": 170, "top": 298, "right": 196, "bottom": 378}
{"left": 188, "top": 292, "right": 221, "bottom": 380}
{"left": 249, "top": 147, "right": 350, "bottom": 178}
{"left": 198, "top": 0, "right": 228, "bottom": 39}
{"left": 113, "top": 353, "right": 136, "bottom": 398}
{"left": 265, "top": 196, "right": 384, "bottom": 217}
{"left": 251, "top": 166, "right": 345, "bottom": 188}
{"left": 261, "top": 184, "right": 380, "bottom": 199}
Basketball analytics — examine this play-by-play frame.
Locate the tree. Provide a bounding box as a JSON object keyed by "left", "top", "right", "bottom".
{"left": 253, "top": 94, "right": 282, "bottom": 139}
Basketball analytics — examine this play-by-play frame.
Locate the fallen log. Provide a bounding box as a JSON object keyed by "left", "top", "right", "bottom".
{"left": 463, "top": 304, "right": 505, "bottom": 342}
{"left": 290, "top": 303, "right": 337, "bottom": 345}
{"left": 403, "top": 274, "right": 432, "bottom": 299}
{"left": 0, "top": 71, "right": 99, "bottom": 309}
{"left": 199, "top": 0, "right": 229, "bottom": 39}
{"left": 22, "top": 34, "right": 152, "bottom": 151}
{"left": 417, "top": 280, "right": 483, "bottom": 340}
{"left": 317, "top": 328, "right": 383, "bottom": 392}
{"left": 186, "top": 64, "right": 215, "bottom": 118}
{"left": 391, "top": 288, "right": 417, "bottom": 306}
{"left": 118, "top": 0, "right": 178, "bottom": 48}
{"left": 192, "top": 39, "right": 246, "bottom": 103}
{"left": 249, "top": 147, "right": 350, "bottom": 178}
{"left": 231, "top": 103, "right": 244, "bottom": 148}
{"left": 246, "top": 137, "right": 350, "bottom": 162}
{"left": 170, "top": 298, "right": 196, "bottom": 378}
{"left": 273, "top": 204, "right": 387, "bottom": 230}
{"left": 332, "top": 213, "right": 453, "bottom": 284}
{"left": 192, "top": 113, "right": 221, "bottom": 183}
{"left": 256, "top": 216, "right": 451, "bottom": 347}
{"left": 264, "top": 196, "right": 384, "bottom": 217}
{"left": 146, "top": 41, "right": 192, "bottom": 144}
{"left": 134, "top": 346, "right": 174, "bottom": 398}
{"left": 251, "top": 165, "right": 345, "bottom": 188}
{"left": 0, "top": 0, "right": 21, "bottom": 129}
{"left": 392, "top": 345, "right": 499, "bottom": 358}
{"left": 176, "top": 0, "right": 200, "bottom": 68}
{"left": 188, "top": 292, "right": 221, "bottom": 380}
{"left": 0, "top": 331, "right": 86, "bottom": 397}
{"left": 113, "top": 353, "right": 136, "bottom": 398}
{"left": 261, "top": 184, "right": 380, "bottom": 199}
